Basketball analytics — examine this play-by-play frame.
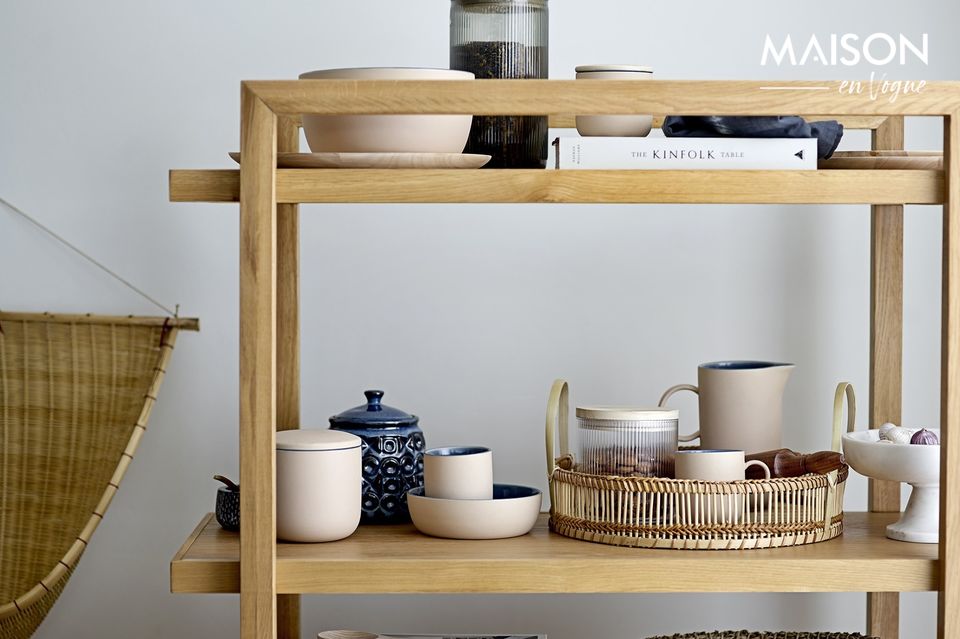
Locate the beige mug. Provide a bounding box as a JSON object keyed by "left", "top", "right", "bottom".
{"left": 659, "top": 360, "right": 794, "bottom": 454}
{"left": 423, "top": 446, "right": 493, "bottom": 500}
{"left": 675, "top": 449, "right": 770, "bottom": 524}
{"left": 674, "top": 449, "right": 771, "bottom": 482}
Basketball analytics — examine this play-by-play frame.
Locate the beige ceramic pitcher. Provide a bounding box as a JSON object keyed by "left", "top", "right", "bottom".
{"left": 658, "top": 361, "right": 794, "bottom": 454}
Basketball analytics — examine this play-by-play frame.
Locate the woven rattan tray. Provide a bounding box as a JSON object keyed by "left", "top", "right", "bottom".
{"left": 645, "top": 633, "right": 876, "bottom": 639}
{"left": 545, "top": 380, "right": 853, "bottom": 550}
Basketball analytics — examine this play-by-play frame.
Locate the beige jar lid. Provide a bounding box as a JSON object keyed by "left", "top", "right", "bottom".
{"left": 276, "top": 429, "right": 361, "bottom": 451}
{"left": 575, "top": 65, "right": 653, "bottom": 73}
{"left": 576, "top": 406, "right": 679, "bottom": 421}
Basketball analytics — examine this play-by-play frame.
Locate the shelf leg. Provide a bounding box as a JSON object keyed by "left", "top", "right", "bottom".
{"left": 276, "top": 115, "right": 301, "bottom": 639}
{"left": 240, "top": 84, "right": 279, "bottom": 639}
{"left": 868, "top": 116, "right": 904, "bottom": 639}
{"left": 938, "top": 110, "right": 960, "bottom": 639}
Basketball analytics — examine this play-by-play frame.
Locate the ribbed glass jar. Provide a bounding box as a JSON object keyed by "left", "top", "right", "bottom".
{"left": 450, "top": 0, "right": 548, "bottom": 168}
{"left": 576, "top": 407, "right": 679, "bottom": 478}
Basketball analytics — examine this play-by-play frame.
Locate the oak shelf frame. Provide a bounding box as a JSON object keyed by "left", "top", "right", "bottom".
{"left": 171, "top": 512, "right": 938, "bottom": 596}
{"left": 168, "top": 79, "right": 960, "bottom": 639}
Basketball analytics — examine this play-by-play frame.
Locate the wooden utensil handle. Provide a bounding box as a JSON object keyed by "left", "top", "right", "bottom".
{"left": 745, "top": 449, "right": 846, "bottom": 478}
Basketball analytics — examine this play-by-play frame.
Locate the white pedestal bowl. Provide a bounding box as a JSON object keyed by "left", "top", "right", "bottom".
{"left": 842, "top": 428, "right": 940, "bottom": 543}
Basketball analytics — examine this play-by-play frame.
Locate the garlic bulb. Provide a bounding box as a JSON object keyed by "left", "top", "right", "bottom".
{"left": 879, "top": 422, "right": 898, "bottom": 438}
{"left": 910, "top": 428, "right": 940, "bottom": 445}
{"left": 881, "top": 426, "right": 916, "bottom": 444}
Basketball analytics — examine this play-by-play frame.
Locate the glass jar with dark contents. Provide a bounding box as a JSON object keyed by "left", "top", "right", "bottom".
{"left": 450, "top": 0, "right": 549, "bottom": 168}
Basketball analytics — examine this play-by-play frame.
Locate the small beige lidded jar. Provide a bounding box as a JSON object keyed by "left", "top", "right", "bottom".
{"left": 576, "top": 406, "right": 679, "bottom": 478}
{"left": 276, "top": 429, "right": 362, "bottom": 542}
{"left": 575, "top": 64, "right": 654, "bottom": 137}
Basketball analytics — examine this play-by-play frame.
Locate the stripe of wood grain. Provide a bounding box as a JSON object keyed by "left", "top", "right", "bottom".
{"left": 868, "top": 116, "right": 905, "bottom": 639}
{"left": 239, "top": 83, "right": 279, "bottom": 639}
{"left": 275, "top": 115, "right": 301, "bottom": 639}
{"left": 939, "top": 111, "right": 960, "bottom": 639}
{"left": 248, "top": 80, "right": 960, "bottom": 116}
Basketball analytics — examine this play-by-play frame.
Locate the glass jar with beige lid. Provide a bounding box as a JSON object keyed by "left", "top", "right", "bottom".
{"left": 576, "top": 405, "right": 678, "bottom": 478}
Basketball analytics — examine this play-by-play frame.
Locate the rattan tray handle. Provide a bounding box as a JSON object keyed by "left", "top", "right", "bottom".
{"left": 831, "top": 381, "right": 857, "bottom": 452}
{"left": 545, "top": 379, "right": 570, "bottom": 476}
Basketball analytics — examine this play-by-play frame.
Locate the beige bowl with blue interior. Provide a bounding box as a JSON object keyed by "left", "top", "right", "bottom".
{"left": 298, "top": 67, "right": 475, "bottom": 153}
{"left": 407, "top": 484, "right": 541, "bottom": 539}
{"left": 575, "top": 64, "right": 654, "bottom": 137}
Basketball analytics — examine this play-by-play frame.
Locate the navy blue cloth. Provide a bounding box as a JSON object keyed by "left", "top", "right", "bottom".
{"left": 662, "top": 116, "right": 843, "bottom": 159}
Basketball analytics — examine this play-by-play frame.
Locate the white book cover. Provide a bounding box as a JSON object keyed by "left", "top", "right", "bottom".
{"left": 553, "top": 136, "right": 818, "bottom": 170}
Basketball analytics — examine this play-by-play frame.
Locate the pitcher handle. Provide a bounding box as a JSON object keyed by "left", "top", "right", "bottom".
{"left": 659, "top": 384, "right": 701, "bottom": 443}
{"left": 831, "top": 382, "right": 857, "bottom": 452}
{"left": 545, "top": 379, "right": 570, "bottom": 477}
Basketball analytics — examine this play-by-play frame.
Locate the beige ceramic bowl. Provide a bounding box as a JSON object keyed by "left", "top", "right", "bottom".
{"left": 407, "top": 484, "right": 541, "bottom": 540}
{"left": 575, "top": 64, "right": 654, "bottom": 137}
{"left": 298, "top": 68, "right": 475, "bottom": 153}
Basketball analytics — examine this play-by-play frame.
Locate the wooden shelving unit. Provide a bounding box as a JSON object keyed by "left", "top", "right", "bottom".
{"left": 169, "top": 79, "right": 960, "bottom": 639}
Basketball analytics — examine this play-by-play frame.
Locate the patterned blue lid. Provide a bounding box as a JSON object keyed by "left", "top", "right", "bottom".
{"left": 329, "top": 390, "right": 419, "bottom": 427}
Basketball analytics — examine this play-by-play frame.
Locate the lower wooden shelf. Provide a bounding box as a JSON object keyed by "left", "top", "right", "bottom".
{"left": 170, "top": 512, "right": 937, "bottom": 595}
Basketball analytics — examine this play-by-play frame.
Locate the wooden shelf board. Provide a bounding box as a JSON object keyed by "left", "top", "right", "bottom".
{"left": 170, "top": 512, "right": 938, "bottom": 595}
{"left": 169, "top": 168, "right": 944, "bottom": 205}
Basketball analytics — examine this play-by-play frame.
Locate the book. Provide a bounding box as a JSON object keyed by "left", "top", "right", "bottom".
{"left": 553, "top": 136, "right": 818, "bottom": 170}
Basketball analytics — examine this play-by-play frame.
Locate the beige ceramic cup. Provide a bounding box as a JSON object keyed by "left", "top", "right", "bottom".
{"left": 659, "top": 360, "right": 794, "bottom": 454}
{"left": 575, "top": 65, "right": 654, "bottom": 137}
{"left": 675, "top": 450, "right": 770, "bottom": 524}
{"left": 423, "top": 446, "right": 493, "bottom": 500}
{"left": 674, "top": 449, "right": 770, "bottom": 482}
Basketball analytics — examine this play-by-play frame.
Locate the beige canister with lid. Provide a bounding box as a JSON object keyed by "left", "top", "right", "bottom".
{"left": 276, "top": 429, "right": 362, "bottom": 542}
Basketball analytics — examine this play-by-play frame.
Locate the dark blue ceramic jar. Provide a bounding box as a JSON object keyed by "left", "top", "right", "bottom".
{"left": 329, "top": 390, "right": 424, "bottom": 523}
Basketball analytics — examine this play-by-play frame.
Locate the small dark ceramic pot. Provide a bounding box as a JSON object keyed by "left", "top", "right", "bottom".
{"left": 215, "top": 484, "right": 240, "bottom": 531}
{"left": 330, "top": 390, "right": 425, "bottom": 523}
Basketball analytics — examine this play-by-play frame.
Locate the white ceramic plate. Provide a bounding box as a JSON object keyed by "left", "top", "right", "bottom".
{"left": 229, "top": 152, "right": 491, "bottom": 169}
{"left": 407, "top": 484, "right": 541, "bottom": 540}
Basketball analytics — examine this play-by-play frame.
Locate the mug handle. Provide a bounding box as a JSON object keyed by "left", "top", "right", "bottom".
{"left": 659, "top": 384, "right": 701, "bottom": 443}
{"left": 830, "top": 382, "right": 857, "bottom": 452}
{"left": 744, "top": 459, "right": 771, "bottom": 480}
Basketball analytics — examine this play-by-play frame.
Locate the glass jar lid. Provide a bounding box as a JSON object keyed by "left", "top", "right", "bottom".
{"left": 456, "top": 0, "right": 547, "bottom": 5}
{"left": 329, "top": 390, "right": 419, "bottom": 427}
{"left": 576, "top": 406, "right": 679, "bottom": 422}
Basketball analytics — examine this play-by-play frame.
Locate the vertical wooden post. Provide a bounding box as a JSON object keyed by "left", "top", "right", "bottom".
{"left": 939, "top": 111, "right": 960, "bottom": 639}
{"left": 239, "top": 83, "right": 279, "bottom": 639}
{"left": 868, "top": 116, "right": 904, "bottom": 639}
{"left": 276, "top": 115, "right": 301, "bottom": 639}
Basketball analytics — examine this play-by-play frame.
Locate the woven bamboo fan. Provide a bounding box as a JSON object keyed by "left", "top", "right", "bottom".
{"left": 546, "top": 379, "right": 851, "bottom": 550}
{"left": 0, "top": 312, "right": 198, "bottom": 638}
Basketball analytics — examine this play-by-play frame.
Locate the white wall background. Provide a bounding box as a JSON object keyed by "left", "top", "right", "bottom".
{"left": 1, "top": 1, "right": 956, "bottom": 637}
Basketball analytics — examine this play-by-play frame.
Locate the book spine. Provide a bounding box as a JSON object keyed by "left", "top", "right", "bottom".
{"left": 555, "top": 138, "right": 819, "bottom": 170}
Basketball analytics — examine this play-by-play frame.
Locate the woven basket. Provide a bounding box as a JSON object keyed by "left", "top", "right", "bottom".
{"left": 646, "top": 633, "right": 876, "bottom": 639}
{"left": 0, "top": 312, "right": 197, "bottom": 638}
{"left": 546, "top": 380, "right": 853, "bottom": 550}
